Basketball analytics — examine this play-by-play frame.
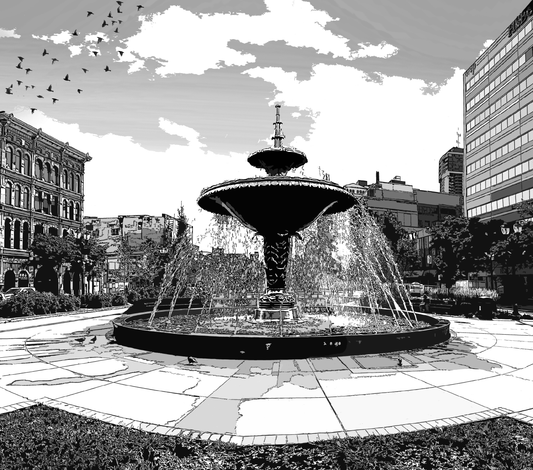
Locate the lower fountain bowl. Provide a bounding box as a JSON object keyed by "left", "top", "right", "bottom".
{"left": 112, "top": 306, "right": 451, "bottom": 360}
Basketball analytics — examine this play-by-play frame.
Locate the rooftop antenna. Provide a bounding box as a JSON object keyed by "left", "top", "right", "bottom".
{"left": 456, "top": 128, "right": 462, "bottom": 147}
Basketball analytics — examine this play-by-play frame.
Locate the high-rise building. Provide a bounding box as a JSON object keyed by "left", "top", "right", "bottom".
{"left": 464, "top": 2, "right": 533, "bottom": 222}
{"left": 0, "top": 112, "right": 90, "bottom": 292}
{"left": 439, "top": 147, "right": 464, "bottom": 195}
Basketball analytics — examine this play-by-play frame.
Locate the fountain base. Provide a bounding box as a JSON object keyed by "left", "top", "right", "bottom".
{"left": 253, "top": 307, "right": 299, "bottom": 321}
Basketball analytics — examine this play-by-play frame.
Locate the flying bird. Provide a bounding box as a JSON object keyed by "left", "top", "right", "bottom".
{"left": 43, "top": 49, "right": 49, "bottom": 56}
{"left": 187, "top": 356, "right": 198, "bottom": 364}
{"left": 117, "top": 1, "right": 123, "bottom": 5}
{"left": 97, "top": 36, "right": 104, "bottom": 43}
{"left": 25, "top": 85, "right": 29, "bottom": 90}
{"left": 63, "top": 74, "right": 70, "bottom": 81}
{"left": 8, "top": 84, "right": 13, "bottom": 88}
{"left": 37, "top": 95, "right": 44, "bottom": 98}
{"left": 17, "top": 56, "right": 24, "bottom": 62}
{"left": 77, "top": 89, "right": 83, "bottom": 93}
{"left": 46, "top": 85, "right": 54, "bottom": 92}
{"left": 117, "top": 7, "right": 122, "bottom": 13}
{"left": 137, "top": 5, "right": 144, "bottom": 11}
{"left": 89, "top": 336, "right": 97, "bottom": 344}
{"left": 108, "top": 12, "right": 113, "bottom": 18}
{"left": 102, "top": 20, "right": 108, "bottom": 27}
{"left": 5, "top": 88, "right": 13, "bottom": 95}
{"left": 30, "top": 108, "right": 37, "bottom": 114}
{"left": 16, "top": 62, "right": 23, "bottom": 69}
{"left": 72, "top": 29, "right": 79, "bottom": 36}
{"left": 74, "top": 337, "right": 85, "bottom": 344}
{"left": 104, "top": 65, "right": 111, "bottom": 72}
{"left": 114, "top": 28, "right": 119, "bottom": 33}
{"left": 112, "top": 20, "right": 117, "bottom": 25}
{"left": 87, "top": 11, "right": 94, "bottom": 16}
{"left": 16, "top": 80, "right": 22, "bottom": 86}
{"left": 397, "top": 357, "right": 403, "bottom": 367}
{"left": 52, "top": 98, "right": 58, "bottom": 104}
{"left": 31, "top": 85, "right": 35, "bottom": 89}
{"left": 118, "top": 20, "right": 123, "bottom": 24}
{"left": 82, "top": 68, "right": 89, "bottom": 73}
{"left": 118, "top": 50, "right": 124, "bottom": 56}
{"left": 92, "top": 51, "right": 99, "bottom": 56}
{"left": 51, "top": 58, "right": 58, "bottom": 64}
{"left": 25, "top": 68, "right": 32, "bottom": 74}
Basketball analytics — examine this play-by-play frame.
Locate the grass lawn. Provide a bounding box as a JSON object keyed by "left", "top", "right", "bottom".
{"left": 1, "top": 405, "right": 532, "bottom": 469}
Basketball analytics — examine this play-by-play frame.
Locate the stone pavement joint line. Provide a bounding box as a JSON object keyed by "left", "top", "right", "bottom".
{"left": 1, "top": 313, "right": 533, "bottom": 445}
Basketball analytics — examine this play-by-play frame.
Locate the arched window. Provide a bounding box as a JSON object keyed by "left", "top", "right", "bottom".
{"left": 22, "top": 222, "right": 29, "bottom": 249}
{"left": 34, "top": 224, "right": 44, "bottom": 235}
{"left": 5, "top": 182, "right": 12, "bottom": 205}
{"left": 23, "top": 187, "right": 30, "bottom": 210}
{"left": 14, "top": 184, "right": 21, "bottom": 207}
{"left": 76, "top": 175, "right": 81, "bottom": 193}
{"left": 6, "top": 147, "right": 14, "bottom": 169}
{"left": 51, "top": 196, "right": 58, "bottom": 216}
{"left": 62, "top": 229, "right": 68, "bottom": 238}
{"left": 69, "top": 201, "right": 74, "bottom": 220}
{"left": 49, "top": 227, "right": 58, "bottom": 236}
{"left": 63, "top": 170, "right": 68, "bottom": 189}
{"left": 14, "top": 220, "right": 20, "bottom": 249}
{"left": 53, "top": 166, "right": 59, "bottom": 185}
{"left": 75, "top": 202, "right": 80, "bottom": 221}
{"left": 62, "top": 199, "right": 68, "bottom": 218}
{"left": 15, "top": 150, "right": 22, "bottom": 172}
{"left": 44, "top": 162, "right": 51, "bottom": 182}
{"left": 23, "top": 154, "right": 31, "bottom": 176}
{"left": 4, "top": 219, "right": 11, "bottom": 248}
{"left": 35, "top": 159, "right": 43, "bottom": 179}
{"left": 70, "top": 172, "right": 74, "bottom": 191}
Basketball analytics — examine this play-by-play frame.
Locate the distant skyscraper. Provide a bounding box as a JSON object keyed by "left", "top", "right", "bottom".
{"left": 464, "top": 2, "right": 533, "bottom": 222}
{"left": 438, "top": 147, "right": 464, "bottom": 196}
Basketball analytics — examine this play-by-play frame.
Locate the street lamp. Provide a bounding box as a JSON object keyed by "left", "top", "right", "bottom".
{"left": 76, "top": 231, "right": 91, "bottom": 296}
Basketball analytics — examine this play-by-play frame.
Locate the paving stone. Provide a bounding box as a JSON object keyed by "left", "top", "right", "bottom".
{"left": 209, "top": 434, "right": 222, "bottom": 442}
{"left": 241, "top": 436, "right": 255, "bottom": 446}
{"left": 375, "top": 428, "right": 389, "bottom": 435}
{"left": 307, "top": 433, "right": 320, "bottom": 442}
{"left": 199, "top": 432, "right": 211, "bottom": 441}
{"left": 230, "top": 435, "right": 243, "bottom": 446}
{"left": 220, "top": 434, "right": 232, "bottom": 443}
{"left": 384, "top": 426, "right": 400, "bottom": 434}
{"left": 285, "top": 434, "right": 298, "bottom": 444}
{"left": 346, "top": 430, "right": 360, "bottom": 438}
{"left": 263, "top": 435, "right": 277, "bottom": 445}
{"left": 403, "top": 424, "right": 418, "bottom": 432}
{"left": 252, "top": 435, "right": 266, "bottom": 445}
{"left": 318, "top": 433, "right": 329, "bottom": 441}
{"left": 275, "top": 434, "right": 287, "bottom": 445}
{"left": 356, "top": 429, "right": 369, "bottom": 437}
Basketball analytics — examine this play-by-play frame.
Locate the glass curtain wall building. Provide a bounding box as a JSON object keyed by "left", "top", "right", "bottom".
{"left": 464, "top": 1, "right": 533, "bottom": 222}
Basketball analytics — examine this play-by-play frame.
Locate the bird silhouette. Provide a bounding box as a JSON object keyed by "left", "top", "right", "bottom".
{"left": 117, "top": 7, "right": 122, "bottom": 13}
{"left": 102, "top": 20, "right": 108, "bottom": 27}
{"left": 112, "top": 20, "right": 117, "bottom": 25}
{"left": 25, "top": 68, "right": 32, "bottom": 74}
{"left": 137, "top": 5, "right": 144, "bottom": 11}
{"left": 97, "top": 36, "right": 104, "bottom": 43}
{"left": 46, "top": 85, "right": 54, "bottom": 92}
{"left": 77, "top": 89, "right": 83, "bottom": 94}
{"left": 82, "top": 68, "right": 89, "bottom": 73}
{"left": 31, "top": 85, "right": 35, "bottom": 89}
{"left": 92, "top": 51, "right": 99, "bottom": 56}
{"left": 187, "top": 356, "right": 198, "bottom": 364}
{"left": 52, "top": 98, "right": 58, "bottom": 104}
{"left": 43, "top": 49, "right": 49, "bottom": 56}
{"left": 89, "top": 336, "right": 97, "bottom": 344}
{"left": 8, "top": 84, "right": 13, "bottom": 88}
{"left": 87, "top": 11, "right": 94, "bottom": 17}
{"left": 63, "top": 74, "right": 70, "bottom": 81}
{"left": 108, "top": 12, "right": 113, "bottom": 18}
{"left": 16, "top": 62, "right": 22, "bottom": 69}
{"left": 117, "top": 1, "right": 123, "bottom": 5}
{"left": 118, "top": 50, "right": 124, "bottom": 56}
{"left": 25, "top": 85, "right": 29, "bottom": 90}
{"left": 5, "top": 88, "right": 13, "bottom": 95}
{"left": 114, "top": 28, "right": 119, "bottom": 33}
{"left": 72, "top": 29, "right": 79, "bottom": 36}
{"left": 118, "top": 20, "right": 123, "bottom": 24}
{"left": 74, "top": 337, "right": 85, "bottom": 344}
{"left": 17, "top": 56, "right": 24, "bottom": 62}
{"left": 37, "top": 95, "right": 44, "bottom": 98}
{"left": 16, "top": 80, "right": 22, "bottom": 86}
{"left": 51, "top": 58, "right": 58, "bottom": 64}
{"left": 30, "top": 108, "right": 37, "bottom": 114}
{"left": 397, "top": 358, "right": 403, "bottom": 367}
{"left": 104, "top": 65, "right": 111, "bottom": 72}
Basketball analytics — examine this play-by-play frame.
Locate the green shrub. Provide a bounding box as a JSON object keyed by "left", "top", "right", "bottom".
{"left": 112, "top": 293, "right": 127, "bottom": 306}
{"left": 57, "top": 293, "right": 81, "bottom": 312}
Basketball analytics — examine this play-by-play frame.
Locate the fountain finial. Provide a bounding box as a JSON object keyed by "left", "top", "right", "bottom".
{"left": 272, "top": 104, "right": 285, "bottom": 149}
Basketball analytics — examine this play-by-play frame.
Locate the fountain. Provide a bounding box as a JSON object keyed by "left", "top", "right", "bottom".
{"left": 112, "top": 105, "right": 450, "bottom": 359}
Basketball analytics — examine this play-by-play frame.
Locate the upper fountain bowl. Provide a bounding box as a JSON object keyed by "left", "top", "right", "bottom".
{"left": 247, "top": 146, "right": 308, "bottom": 176}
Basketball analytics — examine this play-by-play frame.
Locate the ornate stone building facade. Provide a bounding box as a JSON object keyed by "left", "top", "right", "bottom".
{"left": 0, "top": 112, "right": 91, "bottom": 292}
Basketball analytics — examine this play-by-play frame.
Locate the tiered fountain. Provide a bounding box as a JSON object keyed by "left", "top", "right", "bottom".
{"left": 112, "top": 106, "right": 450, "bottom": 359}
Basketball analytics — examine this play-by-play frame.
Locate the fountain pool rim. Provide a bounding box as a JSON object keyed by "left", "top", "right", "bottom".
{"left": 112, "top": 308, "right": 451, "bottom": 360}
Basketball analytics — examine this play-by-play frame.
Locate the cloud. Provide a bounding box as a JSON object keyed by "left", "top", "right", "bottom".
{"left": 0, "top": 28, "right": 21, "bottom": 39}
{"left": 32, "top": 30, "right": 71, "bottom": 45}
{"left": 159, "top": 118, "right": 206, "bottom": 148}
{"left": 120, "top": 0, "right": 397, "bottom": 76}
{"left": 477, "top": 39, "right": 494, "bottom": 57}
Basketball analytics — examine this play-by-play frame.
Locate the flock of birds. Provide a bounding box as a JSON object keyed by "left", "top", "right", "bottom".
{"left": 4, "top": 1, "right": 145, "bottom": 114}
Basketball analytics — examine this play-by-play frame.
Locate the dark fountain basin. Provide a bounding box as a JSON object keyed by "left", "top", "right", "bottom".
{"left": 112, "top": 306, "right": 451, "bottom": 360}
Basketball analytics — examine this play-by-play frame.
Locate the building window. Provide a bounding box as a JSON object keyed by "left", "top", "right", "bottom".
{"left": 23, "top": 154, "right": 31, "bottom": 176}
{"left": 6, "top": 147, "right": 14, "bottom": 169}
{"left": 16, "top": 150, "right": 22, "bottom": 172}
{"left": 23, "top": 187, "right": 30, "bottom": 210}
{"left": 49, "top": 227, "right": 58, "bottom": 236}
{"left": 34, "top": 224, "right": 43, "bottom": 235}
{"left": 22, "top": 222, "right": 29, "bottom": 249}
{"left": 63, "top": 170, "right": 68, "bottom": 189}
{"left": 34, "top": 191, "right": 43, "bottom": 212}
{"left": 111, "top": 228, "right": 119, "bottom": 236}
{"left": 62, "top": 200, "right": 68, "bottom": 218}
{"left": 62, "top": 229, "right": 68, "bottom": 238}
{"left": 43, "top": 193, "right": 50, "bottom": 214}
{"left": 44, "top": 162, "right": 51, "bottom": 183}
{"left": 4, "top": 219, "right": 11, "bottom": 249}
{"left": 75, "top": 202, "right": 80, "bottom": 222}
{"left": 51, "top": 196, "right": 58, "bottom": 216}
{"left": 76, "top": 175, "right": 81, "bottom": 193}
{"left": 14, "top": 184, "right": 21, "bottom": 207}
{"left": 5, "top": 182, "right": 12, "bottom": 205}
{"left": 35, "top": 159, "right": 43, "bottom": 180}
{"left": 14, "top": 220, "right": 20, "bottom": 249}
{"left": 69, "top": 201, "right": 74, "bottom": 220}
{"left": 53, "top": 166, "right": 59, "bottom": 185}
{"left": 70, "top": 172, "right": 74, "bottom": 191}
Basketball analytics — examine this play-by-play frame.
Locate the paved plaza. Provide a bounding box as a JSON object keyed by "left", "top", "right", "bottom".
{"left": 1, "top": 309, "right": 533, "bottom": 446}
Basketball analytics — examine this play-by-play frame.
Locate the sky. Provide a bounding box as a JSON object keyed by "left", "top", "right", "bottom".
{"left": 1, "top": 0, "right": 529, "bottom": 249}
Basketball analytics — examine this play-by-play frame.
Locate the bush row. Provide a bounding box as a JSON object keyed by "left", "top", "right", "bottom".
{"left": 0, "top": 291, "right": 128, "bottom": 318}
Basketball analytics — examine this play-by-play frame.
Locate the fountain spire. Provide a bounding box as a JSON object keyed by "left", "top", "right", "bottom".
{"left": 272, "top": 104, "right": 285, "bottom": 149}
